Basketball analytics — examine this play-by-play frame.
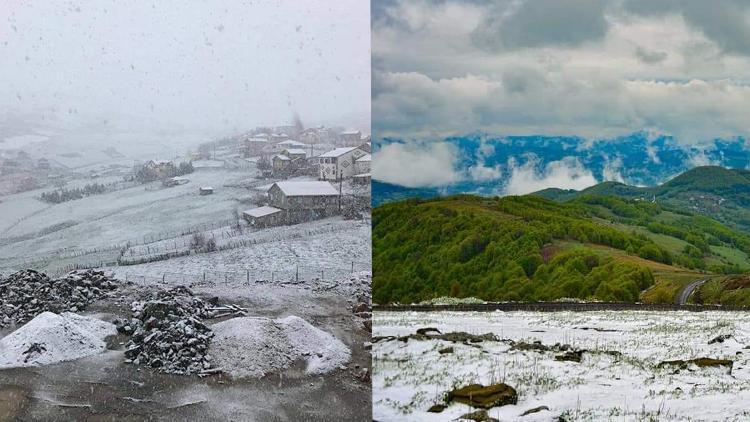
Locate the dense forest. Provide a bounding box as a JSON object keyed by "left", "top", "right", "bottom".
{"left": 373, "top": 193, "right": 750, "bottom": 304}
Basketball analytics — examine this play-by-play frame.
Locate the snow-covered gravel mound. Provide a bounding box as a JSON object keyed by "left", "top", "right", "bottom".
{"left": 0, "top": 312, "right": 116, "bottom": 368}
{"left": 210, "top": 315, "right": 350, "bottom": 378}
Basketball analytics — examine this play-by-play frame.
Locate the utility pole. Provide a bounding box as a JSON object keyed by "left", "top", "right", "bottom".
{"left": 339, "top": 170, "right": 343, "bottom": 213}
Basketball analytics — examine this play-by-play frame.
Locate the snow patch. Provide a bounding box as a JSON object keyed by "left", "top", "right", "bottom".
{"left": 0, "top": 312, "right": 115, "bottom": 368}
{"left": 210, "top": 315, "right": 350, "bottom": 378}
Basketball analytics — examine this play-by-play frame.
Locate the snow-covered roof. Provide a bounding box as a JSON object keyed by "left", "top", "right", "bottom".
{"left": 341, "top": 130, "right": 361, "bottom": 135}
{"left": 150, "top": 159, "right": 172, "bottom": 165}
{"left": 356, "top": 153, "right": 371, "bottom": 162}
{"left": 284, "top": 148, "right": 307, "bottom": 155}
{"left": 273, "top": 154, "right": 291, "bottom": 161}
{"left": 243, "top": 206, "right": 282, "bottom": 218}
{"left": 353, "top": 173, "right": 371, "bottom": 178}
{"left": 278, "top": 140, "right": 306, "bottom": 146}
{"left": 245, "top": 137, "right": 268, "bottom": 143}
{"left": 319, "top": 147, "right": 358, "bottom": 158}
{"left": 200, "top": 186, "right": 213, "bottom": 190}
{"left": 272, "top": 181, "right": 339, "bottom": 197}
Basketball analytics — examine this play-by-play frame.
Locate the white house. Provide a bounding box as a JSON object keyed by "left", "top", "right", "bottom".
{"left": 316, "top": 147, "right": 368, "bottom": 181}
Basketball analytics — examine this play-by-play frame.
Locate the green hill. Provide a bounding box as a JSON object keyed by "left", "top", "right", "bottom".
{"left": 535, "top": 166, "right": 750, "bottom": 232}
{"left": 373, "top": 192, "right": 750, "bottom": 305}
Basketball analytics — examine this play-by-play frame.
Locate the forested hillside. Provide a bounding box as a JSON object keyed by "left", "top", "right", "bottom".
{"left": 373, "top": 192, "right": 750, "bottom": 304}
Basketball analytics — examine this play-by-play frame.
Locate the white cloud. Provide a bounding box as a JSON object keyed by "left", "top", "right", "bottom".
{"left": 372, "top": 142, "right": 461, "bottom": 187}
{"left": 646, "top": 143, "right": 661, "bottom": 164}
{"left": 602, "top": 157, "right": 626, "bottom": 182}
{"left": 468, "top": 163, "right": 503, "bottom": 181}
{"left": 505, "top": 157, "right": 598, "bottom": 195}
{"left": 687, "top": 150, "right": 719, "bottom": 167}
{"left": 373, "top": 0, "right": 750, "bottom": 145}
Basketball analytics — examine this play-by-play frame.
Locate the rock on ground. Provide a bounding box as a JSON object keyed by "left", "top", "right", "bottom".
{"left": 0, "top": 269, "right": 118, "bottom": 328}
{"left": 119, "top": 286, "right": 214, "bottom": 375}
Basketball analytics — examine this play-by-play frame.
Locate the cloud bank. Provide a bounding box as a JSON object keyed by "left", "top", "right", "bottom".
{"left": 373, "top": 0, "right": 750, "bottom": 144}
{"left": 505, "top": 158, "right": 598, "bottom": 195}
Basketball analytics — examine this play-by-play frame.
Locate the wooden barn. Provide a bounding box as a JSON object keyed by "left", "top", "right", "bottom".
{"left": 242, "top": 205, "right": 284, "bottom": 227}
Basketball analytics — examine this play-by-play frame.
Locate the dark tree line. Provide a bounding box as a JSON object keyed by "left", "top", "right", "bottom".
{"left": 40, "top": 183, "right": 108, "bottom": 203}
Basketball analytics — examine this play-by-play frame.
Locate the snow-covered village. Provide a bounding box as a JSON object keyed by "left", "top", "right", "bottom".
{"left": 0, "top": 121, "right": 372, "bottom": 420}
{"left": 0, "top": 0, "right": 371, "bottom": 419}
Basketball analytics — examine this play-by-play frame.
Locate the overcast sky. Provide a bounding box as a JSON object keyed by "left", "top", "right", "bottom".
{"left": 1, "top": 0, "right": 370, "bottom": 135}
{"left": 372, "top": 0, "right": 750, "bottom": 143}
{"left": 372, "top": 0, "right": 750, "bottom": 190}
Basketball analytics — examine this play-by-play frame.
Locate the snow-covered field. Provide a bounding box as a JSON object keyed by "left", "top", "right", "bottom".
{"left": 373, "top": 310, "right": 750, "bottom": 422}
{"left": 0, "top": 169, "right": 252, "bottom": 261}
{"left": 112, "top": 218, "right": 370, "bottom": 280}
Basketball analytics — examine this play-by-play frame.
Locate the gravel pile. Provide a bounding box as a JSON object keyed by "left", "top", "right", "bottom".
{"left": 210, "top": 315, "right": 351, "bottom": 378}
{"left": 0, "top": 269, "right": 118, "bottom": 327}
{"left": 0, "top": 312, "right": 116, "bottom": 369}
{"left": 118, "top": 286, "right": 241, "bottom": 375}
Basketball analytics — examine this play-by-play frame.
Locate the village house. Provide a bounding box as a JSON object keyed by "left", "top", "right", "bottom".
{"left": 243, "top": 136, "right": 268, "bottom": 158}
{"left": 272, "top": 149, "right": 308, "bottom": 177}
{"left": 242, "top": 205, "right": 284, "bottom": 227}
{"left": 299, "top": 127, "right": 323, "bottom": 145}
{"left": 269, "top": 133, "right": 290, "bottom": 144}
{"left": 142, "top": 160, "right": 175, "bottom": 179}
{"left": 199, "top": 186, "right": 214, "bottom": 195}
{"left": 316, "top": 146, "right": 368, "bottom": 181}
{"left": 269, "top": 180, "right": 340, "bottom": 224}
{"left": 339, "top": 130, "right": 362, "bottom": 146}
{"left": 282, "top": 148, "right": 307, "bottom": 160}
{"left": 275, "top": 125, "right": 299, "bottom": 138}
{"left": 277, "top": 139, "right": 307, "bottom": 149}
{"left": 272, "top": 154, "right": 292, "bottom": 175}
{"left": 353, "top": 153, "right": 371, "bottom": 184}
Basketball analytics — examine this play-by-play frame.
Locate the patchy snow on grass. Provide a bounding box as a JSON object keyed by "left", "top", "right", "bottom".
{"left": 0, "top": 312, "right": 115, "bottom": 369}
{"left": 210, "top": 315, "right": 350, "bottom": 378}
{"left": 373, "top": 310, "right": 750, "bottom": 421}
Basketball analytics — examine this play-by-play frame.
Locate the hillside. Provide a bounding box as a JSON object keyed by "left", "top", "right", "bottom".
{"left": 373, "top": 193, "right": 750, "bottom": 304}
{"left": 535, "top": 166, "right": 750, "bottom": 233}
{"left": 371, "top": 180, "right": 442, "bottom": 207}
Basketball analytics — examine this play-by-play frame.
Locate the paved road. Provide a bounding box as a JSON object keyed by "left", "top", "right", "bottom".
{"left": 676, "top": 279, "right": 709, "bottom": 305}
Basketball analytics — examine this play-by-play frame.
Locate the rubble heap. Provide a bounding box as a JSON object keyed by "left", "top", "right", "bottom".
{"left": 0, "top": 269, "right": 118, "bottom": 327}
{"left": 117, "top": 286, "right": 244, "bottom": 375}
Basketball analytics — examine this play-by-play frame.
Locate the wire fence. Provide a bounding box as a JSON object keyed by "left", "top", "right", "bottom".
{"left": 119, "top": 263, "right": 369, "bottom": 287}
{"left": 121, "top": 222, "right": 358, "bottom": 262}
